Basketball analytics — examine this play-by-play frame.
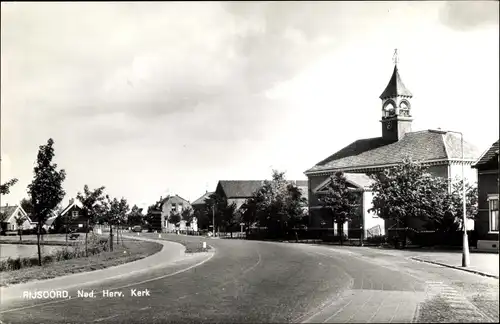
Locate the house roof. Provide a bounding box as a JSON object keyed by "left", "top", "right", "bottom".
{"left": 60, "top": 200, "right": 83, "bottom": 217}
{"left": 160, "top": 195, "right": 190, "bottom": 205}
{"left": 379, "top": 65, "right": 413, "bottom": 99}
{"left": 313, "top": 173, "right": 375, "bottom": 192}
{"left": 0, "top": 205, "right": 18, "bottom": 220}
{"left": 218, "top": 181, "right": 265, "bottom": 198}
{"left": 305, "top": 130, "right": 480, "bottom": 174}
{"left": 218, "top": 180, "right": 309, "bottom": 199}
{"left": 191, "top": 192, "right": 214, "bottom": 206}
{"left": 0, "top": 205, "right": 30, "bottom": 223}
{"left": 473, "top": 140, "right": 499, "bottom": 167}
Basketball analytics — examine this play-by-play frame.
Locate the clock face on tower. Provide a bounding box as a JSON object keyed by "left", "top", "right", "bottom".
{"left": 386, "top": 121, "right": 392, "bottom": 130}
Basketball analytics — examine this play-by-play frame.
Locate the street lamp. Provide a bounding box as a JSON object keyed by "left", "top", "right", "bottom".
{"left": 429, "top": 129, "right": 470, "bottom": 267}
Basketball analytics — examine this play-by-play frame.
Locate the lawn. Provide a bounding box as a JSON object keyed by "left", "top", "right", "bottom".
{"left": 0, "top": 238, "right": 162, "bottom": 287}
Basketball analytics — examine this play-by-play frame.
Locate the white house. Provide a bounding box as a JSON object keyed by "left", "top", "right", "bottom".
{"left": 0, "top": 205, "right": 32, "bottom": 231}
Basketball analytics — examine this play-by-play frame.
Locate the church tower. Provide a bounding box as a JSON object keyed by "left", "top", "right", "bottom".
{"left": 380, "top": 50, "right": 413, "bottom": 142}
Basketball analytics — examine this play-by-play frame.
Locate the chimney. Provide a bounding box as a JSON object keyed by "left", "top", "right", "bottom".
{"left": 69, "top": 198, "right": 74, "bottom": 205}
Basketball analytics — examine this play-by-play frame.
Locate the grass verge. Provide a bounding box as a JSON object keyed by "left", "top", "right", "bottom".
{"left": 0, "top": 239, "right": 162, "bottom": 287}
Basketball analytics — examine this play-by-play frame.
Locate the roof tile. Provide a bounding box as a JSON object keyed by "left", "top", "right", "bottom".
{"left": 306, "top": 130, "right": 480, "bottom": 173}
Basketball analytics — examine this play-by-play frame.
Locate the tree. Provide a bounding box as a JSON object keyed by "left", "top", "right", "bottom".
{"left": 369, "top": 157, "right": 450, "bottom": 247}
{"left": 127, "top": 205, "right": 144, "bottom": 226}
{"left": 27, "top": 138, "right": 66, "bottom": 266}
{"left": 15, "top": 214, "right": 27, "bottom": 241}
{"left": 430, "top": 179, "right": 478, "bottom": 232}
{"left": 168, "top": 211, "right": 181, "bottom": 227}
{"left": 193, "top": 208, "right": 210, "bottom": 230}
{"left": 204, "top": 194, "right": 224, "bottom": 234}
{"left": 181, "top": 206, "right": 194, "bottom": 227}
{"left": 144, "top": 203, "right": 158, "bottom": 229}
{"left": 318, "top": 171, "right": 358, "bottom": 245}
{"left": 97, "top": 195, "right": 122, "bottom": 251}
{"left": 77, "top": 185, "right": 106, "bottom": 256}
{"left": 0, "top": 178, "right": 18, "bottom": 195}
{"left": 20, "top": 198, "right": 34, "bottom": 219}
{"left": 245, "top": 170, "right": 307, "bottom": 239}
{"left": 116, "top": 197, "right": 129, "bottom": 245}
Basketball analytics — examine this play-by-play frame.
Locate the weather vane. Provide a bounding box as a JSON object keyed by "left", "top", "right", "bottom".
{"left": 393, "top": 48, "right": 399, "bottom": 65}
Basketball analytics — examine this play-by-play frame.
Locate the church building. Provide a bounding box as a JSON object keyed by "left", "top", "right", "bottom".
{"left": 304, "top": 57, "right": 480, "bottom": 238}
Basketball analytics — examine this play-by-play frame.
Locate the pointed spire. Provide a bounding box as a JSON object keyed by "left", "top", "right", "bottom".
{"left": 379, "top": 64, "right": 413, "bottom": 100}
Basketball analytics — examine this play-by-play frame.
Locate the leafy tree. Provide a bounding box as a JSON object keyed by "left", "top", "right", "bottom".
{"left": 27, "top": 138, "right": 66, "bottom": 266}
{"left": 369, "top": 157, "right": 451, "bottom": 246}
{"left": 115, "top": 197, "right": 129, "bottom": 244}
{"left": 98, "top": 195, "right": 123, "bottom": 251}
{"left": 181, "top": 206, "right": 194, "bottom": 224}
{"left": 193, "top": 208, "right": 210, "bottom": 230}
{"left": 204, "top": 194, "right": 225, "bottom": 234}
{"left": 77, "top": 185, "right": 106, "bottom": 255}
{"left": 430, "top": 179, "right": 478, "bottom": 232}
{"left": 127, "top": 205, "right": 144, "bottom": 226}
{"left": 246, "top": 170, "right": 307, "bottom": 238}
{"left": 20, "top": 198, "right": 34, "bottom": 219}
{"left": 168, "top": 211, "right": 181, "bottom": 226}
{"left": 15, "top": 214, "right": 27, "bottom": 241}
{"left": 0, "top": 178, "right": 18, "bottom": 195}
{"left": 318, "top": 171, "right": 358, "bottom": 245}
{"left": 144, "top": 203, "right": 157, "bottom": 226}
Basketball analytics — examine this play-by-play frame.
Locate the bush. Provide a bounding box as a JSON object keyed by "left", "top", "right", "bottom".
{"left": 366, "top": 235, "right": 387, "bottom": 245}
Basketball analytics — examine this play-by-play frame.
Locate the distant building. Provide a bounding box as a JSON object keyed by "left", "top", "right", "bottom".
{"left": 0, "top": 205, "right": 31, "bottom": 232}
{"left": 52, "top": 198, "right": 88, "bottom": 232}
{"left": 159, "top": 195, "right": 196, "bottom": 232}
{"left": 214, "top": 180, "right": 308, "bottom": 211}
{"left": 304, "top": 61, "right": 480, "bottom": 237}
{"left": 473, "top": 140, "right": 499, "bottom": 251}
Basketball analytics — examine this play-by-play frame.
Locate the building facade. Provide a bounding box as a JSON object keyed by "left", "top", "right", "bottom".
{"left": 473, "top": 140, "right": 499, "bottom": 251}
{"left": 159, "top": 195, "right": 196, "bottom": 232}
{"left": 304, "top": 62, "right": 480, "bottom": 236}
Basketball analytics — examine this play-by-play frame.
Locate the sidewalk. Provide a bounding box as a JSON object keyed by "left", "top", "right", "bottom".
{"left": 0, "top": 236, "right": 191, "bottom": 303}
{"left": 410, "top": 252, "right": 499, "bottom": 279}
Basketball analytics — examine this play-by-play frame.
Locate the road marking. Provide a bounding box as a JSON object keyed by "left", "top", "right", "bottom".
{"left": 0, "top": 251, "right": 215, "bottom": 314}
{"left": 93, "top": 314, "right": 119, "bottom": 322}
{"left": 321, "top": 299, "right": 353, "bottom": 323}
{"left": 139, "top": 306, "right": 151, "bottom": 311}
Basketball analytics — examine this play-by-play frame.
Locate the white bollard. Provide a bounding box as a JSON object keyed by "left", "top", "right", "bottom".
{"left": 159, "top": 234, "right": 162, "bottom": 238}
{"left": 137, "top": 232, "right": 139, "bottom": 236}
{"left": 202, "top": 242, "right": 207, "bottom": 249}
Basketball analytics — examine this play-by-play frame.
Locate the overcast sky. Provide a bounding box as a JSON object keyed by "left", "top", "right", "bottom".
{"left": 1, "top": 1, "right": 498, "bottom": 210}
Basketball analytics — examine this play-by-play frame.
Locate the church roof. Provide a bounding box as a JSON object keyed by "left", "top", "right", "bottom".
{"left": 473, "top": 140, "right": 499, "bottom": 167}
{"left": 379, "top": 65, "right": 413, "bottom": 99}
{"left": 305, "top": 130, "right": 480, "bottom": 174}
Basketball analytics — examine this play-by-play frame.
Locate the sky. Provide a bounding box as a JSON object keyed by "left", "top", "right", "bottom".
{"left": 1, "top": 1, "right": 499, "bottom": 211}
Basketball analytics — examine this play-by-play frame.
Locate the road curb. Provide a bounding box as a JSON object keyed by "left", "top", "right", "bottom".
{"left": 411, "top": 257, "right": 499, "bottom": 279}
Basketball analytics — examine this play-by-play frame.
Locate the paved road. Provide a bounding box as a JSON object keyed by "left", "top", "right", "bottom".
{"left": 1, "top": 234, "right": 498, "bottom": 323}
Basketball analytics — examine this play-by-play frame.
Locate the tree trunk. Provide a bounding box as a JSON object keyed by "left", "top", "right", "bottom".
{"left": 19, "top": 229, "right": 22, "bottom": 242}
{"left": 37, "top": 222, "right": 42, "bottom": 266}
{"left": 109, "top": 224, "right": 114, "bottom": 251}
{"left": 65, "top": 215, "right": 68, "bottom": 245}
{"left": 116, "top": 225, "right": 119, "bottom": 245}
{"left": 340, "top": 222, "right": 344, "bottom": 246}
{"left": 85, "top": 218, "right": 89, "bottom": 257}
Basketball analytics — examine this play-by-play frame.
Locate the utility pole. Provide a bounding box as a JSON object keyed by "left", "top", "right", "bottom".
{"left": 429, "top": 129, "right": 470, "bottom": 267}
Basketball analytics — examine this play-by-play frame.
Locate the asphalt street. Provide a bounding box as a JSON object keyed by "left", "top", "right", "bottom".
{"left": 0, "top": 234, "right": 498, "bottom": 323}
